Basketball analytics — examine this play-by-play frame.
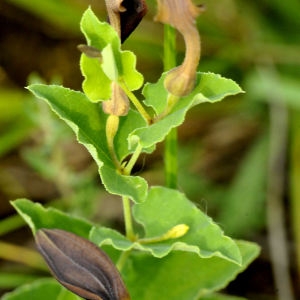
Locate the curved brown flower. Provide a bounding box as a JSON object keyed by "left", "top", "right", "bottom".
{"left": 155, "top": 0, "right": 204, "bottom": 96}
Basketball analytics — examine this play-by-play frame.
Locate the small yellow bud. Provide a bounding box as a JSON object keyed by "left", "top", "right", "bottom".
{"left": 106, "top": 114, "right": 119, "bottom": 141}
{"left": 138, "top": 224, "right": 189, "bottom": 244}
{"left": 106, "top": 114, "right": 121, "bottom": 167}
{"left": 164, "top": 224, "right": 190, "bottom": 239}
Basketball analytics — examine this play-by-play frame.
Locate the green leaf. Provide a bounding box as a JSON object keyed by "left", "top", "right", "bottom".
{"left": 11, "top": 199, "right": 92, "bottom": 238}
{"left": 90, "top": 226, "right": 133, "bottom": 250}
{"left": 122, "top": 240, "right": 259, "bottom": 300}
{"left": 2, "top": 278, "right": 81, "bottom": 300}
{"left": 114, "top": 109, "right": 148, "bottom": 161}
{"left": 130, "top": 72, "right": 243, "bottom": 150}
{"left": 134, "top": 187, "right": 242, "bottom": 263}
{"left": 57, "top": 288, "right": 82, "bottom": 300}
{"left": 80, "top": 54, "right": 111, "bottom": 101}
{"left": 80, "top": 7, "right": 143, "bottom": 103}
{"left": 0, "top": 273, "right": 40, "bottom": 289}
{"left": 27, "top": 84, "right": 148, "bottom": 203}
{"left": 27, "top": 84, "right": 110, "bottom": 164}
{"left": 119, "top": 50, "right": 144, "bottom": 90}
{"left": 191, "top": 72, "right": 244, "bottom": 106}
{"left": 100, "top": 165, "right": 148, "bottom": 203}
{"left": 101, "top": 44, "right": 144, "bottom": 90}
{"left": 80, "top": 7, "right": 118, "bottom": 52}
{"left": 80, "top": 8, "right": 117, "bottom": 101}
{"left": 102, "top": 46, "right": 144, "bottom": 90}
{"left": 101, "top": 43, "right": 122, "bottom": 81}
{"left": 142, "top": 75, "right": 168, "bottom": 115}
{"left": 91, "top": 186, "right": 242, "bottom": 264}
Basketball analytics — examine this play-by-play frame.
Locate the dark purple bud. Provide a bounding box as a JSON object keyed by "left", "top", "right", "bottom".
{"left": 120, "top": 0, "right": 147, "bottom": 42}
{"left": 35, "top": 229, "right": 130, "bottom": 300}
{"left": 107, "top": 0, "right": 147, "bottom": 43}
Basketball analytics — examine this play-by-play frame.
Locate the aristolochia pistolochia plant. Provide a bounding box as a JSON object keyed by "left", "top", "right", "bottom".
{"left": 4, "top": 1, "right": 260, "bottom": 300}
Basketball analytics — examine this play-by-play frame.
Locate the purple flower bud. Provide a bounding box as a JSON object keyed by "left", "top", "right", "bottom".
{"left": 105, "top": 0, "right": 147, "bottom": 42}
{"left": 35, "top": 229, "right": 130, "bottom": 300}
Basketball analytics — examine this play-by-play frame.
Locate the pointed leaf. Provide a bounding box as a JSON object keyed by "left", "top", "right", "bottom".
{"left": 80, "top": 7, "right": 143, "bottom": 102}
{"left": 27, "top": 84, "right": 110, "bottom": 165}
{"left": 191, "top": 72, "right": 244, "bottom": 106}
{"left": 80, "top": 7, "right": 118, "bottom": 52}
{"left": 79, "top": 8, "right": 118, "bottom": 101}
{"left": 11, "top": 199, "right": 92, "bottom": 238}
{"left": 27, "top": 84, "right": 148, "bottom": 203}
{"left": 130, "top": 72, "right": 243, "bottom": 150}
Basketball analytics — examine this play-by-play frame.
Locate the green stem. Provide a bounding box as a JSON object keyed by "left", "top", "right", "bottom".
{"left": 119, "top": 117, "right": 144, "bottom": 269}
{"left": 122, "top": 196, "right": 135, "bottom": 241}
{"left": 165, "top": 128, "right": 178, "bottom": 189}
{"left": 122, "top": 145, "right": 143, "bottom": 241}
{"left": 156, "top": 93, "right": 179, "bottom": 121}
{"left": 117, "top": 141, "right": 142, "bottom": 272}
{"left": 123, "top": 144, "right": 143, "bottom": 175}
{"left": 164, "top": 25, "right": 177, "bottom": 70}
{"left": 119, "top": 81, "right": 152, "bottom": 125}
{"left": 139, "top": 224, "right": 188, "bottom": 244}
{"left": 116, "top": 249, "right": 132, "bottom": 272}
{"left": 106, "top": 115, "right": 121, "bottom": 169}
{"left": 163, "top": 24, "right": 178, "bottom": 189}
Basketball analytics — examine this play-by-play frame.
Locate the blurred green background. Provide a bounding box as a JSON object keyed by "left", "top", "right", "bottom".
{"left": 0, "top": 0, "right": 300, "bottom": 299}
